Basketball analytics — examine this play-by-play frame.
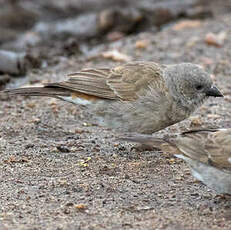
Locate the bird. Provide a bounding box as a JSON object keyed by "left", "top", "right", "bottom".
{"left": 119, "top": 128, "right": 231, "bottom": 194}
{"left": 2, "top": 61, "right": 223, "bottom": 134}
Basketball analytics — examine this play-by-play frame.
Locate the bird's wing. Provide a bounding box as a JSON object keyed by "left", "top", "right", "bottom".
{"left": 173, "top": 130, "right": 214, "bottom": 163}
{"left": 175, "top": 129, "right": 231, "bottom": 171}
{"left": 205, "top": 129, "right": 231, "bottom": 170}
{"left": 45, "top": 62, "right": 166, "bottom": 101}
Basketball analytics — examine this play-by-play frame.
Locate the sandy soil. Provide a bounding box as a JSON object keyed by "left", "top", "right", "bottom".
{"left": 0, "top": 12, "right": 231, "bottom": 230}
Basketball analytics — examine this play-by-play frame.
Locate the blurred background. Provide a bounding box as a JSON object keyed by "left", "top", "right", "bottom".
{"left": 0, "top": 0, "right": 230, "bottom": 86}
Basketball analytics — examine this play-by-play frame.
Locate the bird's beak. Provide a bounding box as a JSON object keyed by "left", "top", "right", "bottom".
{"left": 206, "top": 86, "right": 223, "bottom": 97}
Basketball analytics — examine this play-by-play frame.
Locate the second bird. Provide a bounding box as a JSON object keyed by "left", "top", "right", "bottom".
{"left": 3, "top": 62, "right": 223, "bottom": 134}
{"left": 119, "top": 128, "right": 231, "bottom": 194}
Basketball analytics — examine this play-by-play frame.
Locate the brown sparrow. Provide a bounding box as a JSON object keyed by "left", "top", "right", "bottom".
{"left": 3, "top": 62, "right": 223, "bottom": 134}
{"left": 119, "top": 128, "right": 231, "bottom": 194}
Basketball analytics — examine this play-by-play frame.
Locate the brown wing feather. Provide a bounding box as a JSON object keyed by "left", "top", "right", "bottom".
{"left": 169, "top": 132, "right": 210, "bottom": 163}
{"left": 46, "top": 68, "right": 117, "bottom": 99}
{"left": 175, "top": 129, "right": 231, "bottom": 171}
{"left": 205, "top": 129, "right": 231, "bottom": 170}
{"left": 107, "top": 62, "right": 165, "bottom": 100}
{"left": 45, "top": 62, "right": 166, "bottom": 101}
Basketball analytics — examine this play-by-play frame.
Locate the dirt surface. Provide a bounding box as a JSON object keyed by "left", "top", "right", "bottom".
{"left": 1, "top": 2, "right": 231, "bottom": 230}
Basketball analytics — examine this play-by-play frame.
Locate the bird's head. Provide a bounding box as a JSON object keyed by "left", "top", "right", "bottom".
{"left": 164, "top": 63, "right": 223, "bottom": 110}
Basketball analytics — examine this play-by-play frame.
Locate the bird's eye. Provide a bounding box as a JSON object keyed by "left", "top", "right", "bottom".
{"left": 196, "top": 85, "right": 203, "bottom": 91}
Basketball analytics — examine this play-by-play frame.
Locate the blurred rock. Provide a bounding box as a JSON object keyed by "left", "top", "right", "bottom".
{"left": 106, "top": 31, "right": 125, "bottom": 42}
{"left": 0, "top": 2, "right": 38, "bottom": 43}
{"left": 33, "top": 7, "right": 143, "bottom": 42}
{"left": 16, "top": 32, "right": 42, "bottom": 49}
{"left": 89, "top": 49, "right": 132, "bottom": 62}
{"left": 0, "top": 50, "right": 41, "bottom": 75}
{"left": 101, "top": 50, "right": 131, "bottom": 62}
{"left": 200, "top": 0, "right": 231, "bottom": 15}
{"left": 172, "top": 20, "right": 202, "bottom": 31}
{"left": 34, "top": 13, "right": 98, "bottom": 40}
{"left": 135, "top": 0, "right": 210, "bottom": 28}
{"left": 0, "top": 50, "right": 27, "bottom": 75}
{"left": 205, "top": 31, "right": 227, "bottom": 47}
{"left": 0, "top": 3, "right": 37, "bottom": 30}
{"left": 185, "top": 6, "right": 213, "bottom": 19}
{"left": 62, "top": 38, "right": 81, "bottom": 56}
{"left": 98, "top": 7, "right": 143, "bottom": 33}
{"left": 0, "top": 74, "right": 10, "bottom": 88}
{"left": 135, "top": 39, "right": 150, "bottom": 49}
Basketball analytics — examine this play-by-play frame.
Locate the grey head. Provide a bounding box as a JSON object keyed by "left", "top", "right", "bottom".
{"left": 163, "top": 63, "right": 223, "bottom": 112}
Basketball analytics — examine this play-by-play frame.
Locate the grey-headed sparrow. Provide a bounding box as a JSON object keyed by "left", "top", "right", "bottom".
{"left": 120, "top": 128, "right": 231, "bottom": 194}
{"left": 3, "top": 62, "right": 223, "bottom": 134}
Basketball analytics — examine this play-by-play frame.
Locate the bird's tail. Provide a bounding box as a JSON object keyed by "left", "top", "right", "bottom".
{"left": 118, "top": 133, "right": 180, "bottom": 155}
{"left": 2, "top": 86, "right": 71, "bottom": 98}
{"left": 118, "top": 133, "right": 166, "bottom": 148}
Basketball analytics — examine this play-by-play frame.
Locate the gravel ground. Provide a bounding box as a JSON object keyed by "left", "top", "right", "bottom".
{"left": 0, "top": 13, "right": 231, "bottom": 230}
